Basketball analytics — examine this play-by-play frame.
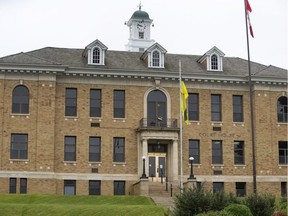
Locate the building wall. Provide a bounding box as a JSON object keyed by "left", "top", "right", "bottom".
{"left": 0, "top": 72, "right": 287, "bottom": 196}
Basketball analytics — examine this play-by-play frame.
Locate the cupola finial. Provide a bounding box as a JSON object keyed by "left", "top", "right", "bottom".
{"left": 138, "top": 1, "right": 143, "bottom": 10}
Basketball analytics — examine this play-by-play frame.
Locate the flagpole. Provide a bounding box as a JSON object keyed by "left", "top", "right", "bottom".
{"left": 244, "top": 0, "right": 257, "bottom": 194}
{"left": 179, "top": 60, "right": 184, "bottom": 194}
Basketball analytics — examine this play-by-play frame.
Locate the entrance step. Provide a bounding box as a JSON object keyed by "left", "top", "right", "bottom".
{"left": 149, "top": 182, "right": 175, "bottom": 210}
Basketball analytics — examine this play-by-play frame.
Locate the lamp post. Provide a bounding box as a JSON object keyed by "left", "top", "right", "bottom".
{"left": 188, "top": 157, "right": 196, "bottom": 179}
{"left": 141, "top": 156, "right": 148, "bottom": 179}
{"left": 160, "top": 164, "right": 163, "bottom": 183}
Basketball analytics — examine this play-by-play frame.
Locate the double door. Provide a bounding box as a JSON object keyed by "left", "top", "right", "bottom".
{"left": 148, "top": 153, "right": 166, "bottom": 182}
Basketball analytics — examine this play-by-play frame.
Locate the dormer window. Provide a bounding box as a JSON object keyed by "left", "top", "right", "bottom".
{"left": 92, "top": 47, "right": 101, "bottom": 64}
{"left": 82, "top": 39, "right": 108, "bottom": 66}
{"left": 211, "top": 54, "right": 218, "bottom": 70}
{"left": 152, "top": 50, "right": 160, "bottom": 67}
{"left": 197, "top": 46, "right": 225, "bottom": 72}
{"left": 140, "top": 43, "right": 167, "bottom": 68}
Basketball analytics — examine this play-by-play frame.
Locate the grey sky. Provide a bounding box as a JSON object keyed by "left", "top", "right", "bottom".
{"left": 0, "top": 0, "right": 287, "bottom": 69}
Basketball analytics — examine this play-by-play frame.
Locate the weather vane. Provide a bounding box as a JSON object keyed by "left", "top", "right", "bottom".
{"left": 138, "top": 2, "right": 143, "bottom": 10}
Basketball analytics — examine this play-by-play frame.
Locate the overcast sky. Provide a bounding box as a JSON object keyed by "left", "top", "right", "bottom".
{"left": 0, "top": 0, "right": 287, "bottom": 69}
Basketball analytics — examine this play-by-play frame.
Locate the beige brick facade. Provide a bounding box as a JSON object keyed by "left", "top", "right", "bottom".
{"left": 0, "top": 71, "right": 287, "bottom": 197}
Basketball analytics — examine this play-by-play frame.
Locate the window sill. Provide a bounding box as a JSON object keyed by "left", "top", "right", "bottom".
{"left": 88, "top": 162, "right": 102, "bottom": 166}
{"left": 112, "top": 162, "right": 126, "bottom": 167}
{"left": 277, "top": 123, "right": 288, "bottom": 127}
{"left": 9, "top": 159, "right": 29, "bottom": 164}
{"left": 232, "top": 122, "right": 245, "bottom": 126}
{"left": 63, "top": 161, "right": 77, "bottom": 166}
{"left": 211, "top": 164, "right": 224, "bottom": 168}
{"left": 89, "top": 117, "right": 102, "bottom": 121}
{"left": 64, "top": 116, "right": 78, "bottom": 120}
{"left": 112, "top": 118, "right": 126, "bottom": 123}
{"left": 10, "top": 113, "right": 30, "bottom": 118}
{"left": 278, "top": 164, "right": 288, "bottom": 168}
{"left": 210, "top": 122, "right": 223, "bottom": 126}
{"left": 234, "top": 165, "right": 246, "bottom": 169}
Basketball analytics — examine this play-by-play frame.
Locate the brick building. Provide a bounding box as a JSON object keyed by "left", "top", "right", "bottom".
{"left": 0, "top": 7, "right": 287, "bottom": 197}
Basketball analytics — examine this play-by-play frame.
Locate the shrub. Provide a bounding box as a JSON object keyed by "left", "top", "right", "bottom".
{"left": 196, "top": 211, "right": 230, "bottom": 216}
{"left": 172, "top": 186, "right": 240, "bottom": 216}
{"left": 223, "top": 204, "right": 253, "bottom": 216}
{"left": 210, "top": 191, "right": 240, "bottom": 211}
{"left": 172, "top": 187, "right": 212, "bottom": 216}
{"left": 244, "top": 193, "right": 275, "bottom": 216}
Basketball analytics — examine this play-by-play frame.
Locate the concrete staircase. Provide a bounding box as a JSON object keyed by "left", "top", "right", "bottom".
{"left": 149, "top": 182, "right": 175, "bottom": 210}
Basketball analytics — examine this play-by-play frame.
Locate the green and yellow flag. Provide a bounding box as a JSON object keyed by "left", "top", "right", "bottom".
{"left": 181, "top": 81, "right": 189, "bottom": 124}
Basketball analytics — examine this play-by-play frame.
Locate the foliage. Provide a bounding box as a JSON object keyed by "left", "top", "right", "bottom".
{"left": 275, "top": 197, "right": 287, "bottom": 215}
{"left": 172, "top": 186, "right": 240, "bottom": 216}
{"left": 244, "top": 193, "right": 276, "bottom": 216}
{"left": 0, "top": 194, "right": 165, "bottom": 216}
{"left": 223, "top": 204, "right": 253, "bottom": 216}
{"left": 196, "top": 211, "right": 230, "bottom": 216}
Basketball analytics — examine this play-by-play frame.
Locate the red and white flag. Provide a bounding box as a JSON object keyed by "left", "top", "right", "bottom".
{"left": 246, "top": 0, "right": 254, "bottom": 37}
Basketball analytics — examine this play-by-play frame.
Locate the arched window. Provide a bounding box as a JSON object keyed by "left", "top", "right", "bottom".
{"left": 92, "top": 47, "right": 100, "bottom": 64}
{"left": 147, "top": 90, "right": 167, "bottom": 127}
{"left": 211, "top": 54, "right": 218, "bottom": 70}
{"left": 12, "top": 85, "right": 29, "bottom": 114}
{"left": 277, "top": 96, "right": 288, "bottom": 123}
{"left": 152, "top": 50, "right": 160, "bottom": 67}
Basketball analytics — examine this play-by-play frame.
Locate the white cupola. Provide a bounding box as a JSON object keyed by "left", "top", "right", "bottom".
{"left": 125, "top": 4, "right": 155, "bottom": 52}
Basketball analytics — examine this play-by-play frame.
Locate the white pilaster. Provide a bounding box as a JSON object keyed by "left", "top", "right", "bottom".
{"left": 172, "top": 139, "right": 179, "bottom": 181}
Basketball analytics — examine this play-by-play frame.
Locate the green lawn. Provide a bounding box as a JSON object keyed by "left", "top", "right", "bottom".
{"left": 0, "top": 194, "right": 166, "bottom": 216}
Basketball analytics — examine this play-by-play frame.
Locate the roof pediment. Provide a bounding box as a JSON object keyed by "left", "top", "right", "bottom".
{"left": 82, "top": 39, "right": 108, "bottom": 57}
{"left": 197, "top": 46, "right": 225, "bottom": 63}
{"left": 140, "top": 42, "right": 167, "bottom": 60}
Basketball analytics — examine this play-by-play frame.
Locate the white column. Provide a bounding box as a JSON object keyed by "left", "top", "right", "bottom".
{"left": 172, "top": 139, "right": 179, "bottom": 181}
{"left": 142, "top": 139, "right": 148, "bottom": 177}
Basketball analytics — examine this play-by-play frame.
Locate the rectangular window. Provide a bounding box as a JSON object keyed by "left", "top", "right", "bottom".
{"left": 279, "top": 141, "right": 288, "bottom": 165}
{"left": 212, "top": 140, "right": 223, "bottom": 164}
{"left": 64, "top": 136, "right": 76, "bottom": 161}
{"left": 114, "top": 181, "right": 125, "bottom": 195}
{"left": 233, "top": 95, "right": 243, "bottom": 122}
{"left": 188, "top": 93, "right": 199, "bottom": 121}
{"left": 236, "top": 182, "right": 246, "bottom": 197}
{"left": 90, "top": 89, "right": 101, "bottom": 117}
{"left": 281, "top": 182, "right": 287, "bottom": 197}
{"left": 234, "top": 141, "right": 245, "bottom": 165}
{"left": 138, "top": 32, "right": 144, "bottom": 39}
{"left": 114, "top": 90, "right": 125, "bottom": 118}
{"left": 20, "top": 178, "right": 27, "bottom": 194}
{"left": 65, "top": 88, "right": 77, "bottom": 116}
{"left": 211, "top": 94, "right": 222, "bottom": 121}
{"left": 89, "top": 180, "right": 101, "bottom": 195}
{"left": 113, "top": 137, "right": 125, "bottom": 162}
{"left": 10, "top": 134, "right": 28, "bottom": 159}
{"left": 64, "top": 180, "right": 76, "bottom": 195}
{"left": 9, "top": 178, "right": 17, "bottom": 194}
{"left": 213, "top": 182, "right": 224, "bottom": 193}
{"left": 89, "top": 137, "right": 101, "bottom": 162}
{"left": 189, "top": 140, "right": 200, "bottom": 164}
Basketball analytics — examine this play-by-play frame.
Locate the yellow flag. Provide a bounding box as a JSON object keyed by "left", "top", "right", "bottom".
{"left": 181, "top": 81, "right": 189, "bottom": 124}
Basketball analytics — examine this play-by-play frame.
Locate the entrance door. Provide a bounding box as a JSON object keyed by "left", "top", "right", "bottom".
{"left": 148, "top": 153, "right": 166, "bottom": 182}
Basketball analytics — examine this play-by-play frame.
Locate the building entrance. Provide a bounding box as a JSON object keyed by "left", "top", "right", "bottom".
{"left": 148, "top": 153, "right": 166, "bottom": 182}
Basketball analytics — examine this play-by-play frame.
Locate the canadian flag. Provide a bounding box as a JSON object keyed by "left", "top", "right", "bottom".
{"left": 246, "top": 0, "right": 254, "bottom": 38}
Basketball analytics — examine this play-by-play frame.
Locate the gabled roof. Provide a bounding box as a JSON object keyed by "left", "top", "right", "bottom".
{"left": 0, "top": 46, "right": 286, "bottom": 81}
{"left": 82, "top": 39, "right": 108, "bottom": 57}
{"left": 197, "top": 46, "right": 225, "bottom": 63}
{"left": 0, "top": 51, "right": 61, "bottom": 65}
{"left": 140, "top": 42, "right": 167, "bottom": 60}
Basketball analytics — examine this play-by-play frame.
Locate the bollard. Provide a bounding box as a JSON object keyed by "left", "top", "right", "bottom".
{"left": 166, "top": 181, "right": 168, "bottom": 191}
{"left": 170, "top": 184, "right": 173, "bottom": 197}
